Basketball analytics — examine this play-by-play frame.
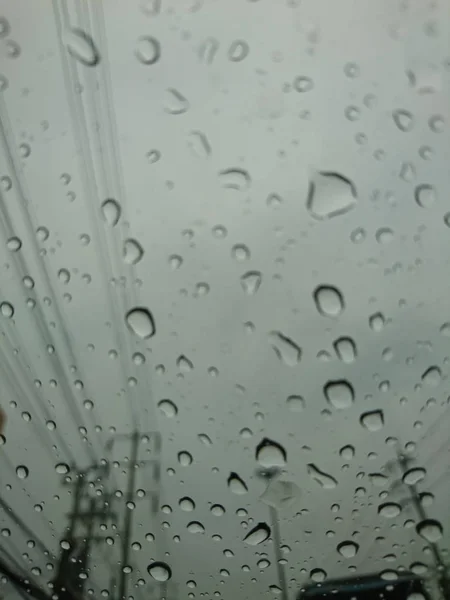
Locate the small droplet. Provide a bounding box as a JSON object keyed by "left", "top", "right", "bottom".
{"left": 101, "top": 199, "right": 121, "bottom": 227}
{"left": 232, "top": 244, "right": 251, "bottom": 262}
{"left": 392, "top": 109, "right": 414, "bottom": 132}
{"left": 6, "top": 236, "right": 22, "bottom": 252}
{"left": 0, "top": 17, "right": 10, "bottom": 37}
{"left": 369, "top": 312, "right": 385, "bottom": 332}
{"left": 219, "top": 168, "right": 251, "bottom": 191}
{"left": 198, "top": 36, "right": 219, "bottom": 64}
{"left": 269, "top": 331, "right": 302, "bottom": 366}
{"left": 376, "top": 227, "right": 395, "bottom": 245}
{"left": 240, "top": 271, "right": 262, "bottom": 295}
{"left": 46, "top": 420, "right": 56, "bottom": 431}
{"left": 324, "top": 380, "right": 354, "bottom": 410}
{"left": 0, "top": 302, "right": 14, "bottom": 319}
{"left": 421, "top": 366, "right": 441, "bottom": 386}
{"left": 403, "top": 467, "right": 426, "bottom": 486}
{"left": 55, "top": 463, "right": 70, "bottom": 475}
{"left": 177, "top": 355, "right": 194, "bottom": 372}
{"left": 378, "top": 502, "right": 401, "bottom": 518}
{"left": 243, "top": 522, "right": 270, "bottom": 546}
{"left": 36, "top": 227, "right": 50, "bottom": 242}
{"left": 416, "top": 519, "right": 443, "bottom": 543}
{"left": 64, "top": 28, "right": 100, "bottom": 67}
{"left": 16, "top": 465, "right": 29, "bottom": 480}
{"left": 125, "top": 307, "right": 155, "bottom": 338}
{"left": 169, "top": 254, "right": 183, "bottom": 270}
{"left": 147, "top": 561, "right": 172, "bottom": 582}
{"left": 333, "top": 337, "right": 356, "bottom": 363}
{"left": 188, "top": 130, "right": 211, "bottom": 158}
{"left": 146, "top": 149, "right": 161, "bottom": 164}
{"left": 227, "top": 472, "right": 248, "bottom": 495}
{"left": 339, "top": 445, "right": 355, "bottom": 461}
{"left": 294, "top": 76, "right": 314, "bottom": 92}
{"left": 307, "top": 172, "right": 357, "bottom": 220}
{"left": 198, "top": 433, "right": 212, "bottom": 445}
{"left": 350, "top": 227, "right": 366, "bottom": 243}
{"left": 258, "top": 559, "right": 270, "bottom": 570}
{"left": 256, "top": 438, "right": 287, "bottom": 468}
{"left": 228, "top": 40, "right": 249, "bottom": 62}
{"left": 314, "top": 285, "right": 345, "bottom": 317}
{"left": 307, "top": 464, "right": 337, "bottom": 489}
{"left": 123, "top": 239, "right": 144, "bottom": 265}
{"left": 158, "top": 399, "right": 178, "bottom": 418}
{"left": 286, "top": 395, "right": 305, "bottom": 412}
{"left": 429, "top": 114, "right": 445, "bottom": 133}
{"left": 360, "top": 410, "right": 384, "bottom": 431}
{"left": 179, "top": 496, "right": 195, "bottom": 511}
{"left": 337, "top": 541, "right": 359, "bottom": 558}
{"left": 187, "top": 521, "right": 205, "bottom": 534}
{"left": 415, "top": 184, "right": 436, "bottom": 208}
{"left": 135, "top": 36, "right": 160, "bottom": 65}
{"left": 165, "top": 88, "right": 190, "bottom": 115}
{"left": 178, "top": 451, "right": 193, "bottom": 466}
{"left": 310, "top": 568, "right": 327, "bottom": 583}
{"left": 211, "top": 504, "right": 225, "bottom": 516}
{"left": 58, "top": 268, "right": 71, "bottom": 284}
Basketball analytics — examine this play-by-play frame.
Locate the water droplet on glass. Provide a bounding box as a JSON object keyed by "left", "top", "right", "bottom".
{"left": 269, "top": 331, "right": 302, "bottom": 366}
{"left": 16, "top": 465, "right": 29, "bottom": 480}
{"left": 310, "top": 568, "right": 327, "bottom": 583}
{"left": 378, "top": 502, "right": 401, "bottom": 518}
{"left": 258, "top": 559, "right": 270, "bottom": 570}
{"left": 337, "top": 541, "right": 359, "bottom": 558}
{"left": 333, "top": 337, "right": 356, "bottom": 363}
{"left": 232, "top": 244, "right": 251, "bottom": 262}
{"left": 339, "top": 445, "right": 355, "bottom": 461}
{"left": 198, "top": 36, "right": 219, "bottom": 64}
{"left": 0, "top": 302, "right": 14, "bottom": 319}
{"left": 177, "top": 355, "right": 194, "bottom": 372}
{"left": 294, "top": 76, "right": 314, "bottom": 92}
{"left": 178, "top": 451, "right": 193, "bottom": 466}
{"left": 198, "top": 433, "right": 212, "bottom": 445}
{"left": 101, "top": 199, "right": 121, "bottom": 227}
{"left": 179, "top": 496, "right": 195, "bottom": 511}
{"left": 416, "top": 519, "right": 443, "bottom": 543}
{"left": 403, "top": 467, "right": 426, "bottom": 486}
{"left": 392, "top": 109, "right": 414, "bottom": 132}
{"left": 360, "top": 410, "right": 384, "bottom": 431}
{"left": 314, "top": 285, "right": 345, "bottom": 317}
{"left": 125, "top": 307, "right": 155, "bottom": 338}
{"left": 421, "top": 366, "right": 441, "bottom": 386}
{"left": 147, "top": 561, "right": 172, "bottom": 582}
{"left": 369, "top": 312, "right": 385, "bottom": 332}
{"left": 188, "top": 130, "right": 211, "bottom": 158}
{"left": 286, "top": 395, "right": 305, "bottom": 412}
{"left": 55, "top": 463, "right": 70, "bottom": 475}
{"left": 64, "top": 28, "right": 100, "bottom": 66}
{"left": 135, "top": 36, "right": 160, "bottom": 65}
{"left": 165, "top": 88, "right": 190, "bottom": 115}
{"left": 123, "top": 239, "right": 144, "bottom": 265}
{"left": 307, "top": 464, "right": 337, "bottom": 489}
{"left": 219, "top": 168, "right": 251, "bottom": 191}
{"left": 429, "top": 114, "right": 444, "bottom": 133}
{"left": 256, "top": 438, "right": 287, "bottom": 468}
{"left": 240, "top": 271, "right": 262, "bottom": 295}
{"left": 169, "top": 254, "right": 183, "bottom": 270}
{"left": 228, "top": 472, "right": 248, "bottom": 494}
{"left": 211, "top": 504, "right": 225, "bottom": 516}
{"left": 228, "top": 40, "right": 249, "bottom": 62}
{"left": 36, "top": 227, "right": 50, "bottom": 242}
{"left": 307, "top": 172, "right": 357, "bottom": 220}
{"left": 58, "top": 268, "right": 70, "bottom": 284}
{"left": 415, "top": 184, "right": 436, "bottom": 208}
{"left": 7, "top": 236, "right": 22, "bottom": 252}
{"left": 243, "top": 522, "right": 270, "bottom": 545}
{"left": 46, "top": 420, "right": 56, "bottom": 431}
{"left": 187, "top": 521, "right": 205, "bottom": 534}
{"left": 158, "top": 399, "right": 178, "bottom": 418}
{"left": 324, "top": 380, "right": 354, "bottom": 410}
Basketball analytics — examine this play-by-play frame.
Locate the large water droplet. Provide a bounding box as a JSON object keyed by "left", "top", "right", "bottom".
{"left": 158, "top": 399, "right": 178, "bottom": 418}
{"left": 147, "top": 561, "right": 172, "bottom": 582}
{"left": 135, "top": 36, "right": 160, "bottom": 65}
{"left": 314, "top": 285, "right": 345, "bottom": 317}
{"left": 392, "top": 109, "right": 414, "bottom": 132}
{"left": 337, "top": 541, "right": 359, "bottom": 558}
{"left": 269, "top": 331, "right": 302, "bottom": 366}
{"left": 260, "top": 479, "right": 300, "bottom": 510}
{"left": 256, "top": 438, "right": 287, "bottom": 468}
{"left": 416, "top": 519, "right": 443, "bottom": 543}
{"left": 228, "top": 472, "right": 248, "bottom": 494}
{"left": 187, "top": 521, "right": 205, "bottom": 534}
{"left": 307, "top": 464, "right": 337, "bottom": 489}
{"left": 123, "top": 239, "right": 144, "bottom": 265}
{"left": 7, "top": 236, "right": 22, "bottom": 252}
{"left": 415, "top": 184, "right": 436, "bottom": 208}
{"left": 164, "top": 88, "right": 190, "bottom": 115}
{"left": 421, "top": 366, "right": 441, "bottom": 386}
{"left": 16, "top": 465, "right": 29, "bottom": 480}
{"left": 360, "top": 410, "right": 384, "bottom": 431}
{"left": 0, "top": 302, "right": 14, "bottom": 319}
{"left": 286, "top": 395, "right": 305, "bottom": 412}
{"left": 101, "top": 199, "right": 121, "bottom": 227}
{"left": 310, "top": 568, "right": 327, "bottom": 583}
{"left": 324, "top": 380, "right": 354, "bottom": 410}
{"left": 307, "top": 172, "right": 357, "bottom": 220}
{"left": 64, "top": 28, "right": 100, "bottom": 66}
{"left": 125, "top": 307, "right": 155, "bottom": 338}
{"left": 339, "top": 445, "right": 355, "bottom": 461}
{"left": 179, "top": 496, "right": 195, "bottom": 511}
{"left": 243, "top": 522, "right": 270, "bottom": 546}
{"left": 378, "top": 502, "right": 401, "bottom": 518}
{"left": 240, "top": 271, "right": 262, "bottom": 295}
{"left": 55, "top": 463, "right": 70, "bottom": 475}
{"left": 219, "top": 168, "right": 251, "bottom": 191}
{"left": 403, "top": 467, "right": 426, "bottom": 486}
{"left": 333, "top": 337, "right": 357, "bottom": 363}
{"left": 178, "top": 451, "right": 193, "bottom": 466}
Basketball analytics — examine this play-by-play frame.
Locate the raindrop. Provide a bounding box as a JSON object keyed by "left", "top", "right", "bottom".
{"left": 307, "top": 171, "right": 357, "bottom": 220}
{"left": 6, "top": 237, "right": 22, "bottom": 252}
{"left": 369, "top": 473, "right": 388, "bottom": 486}
{"left": 240, "top": 271, "right": 262, "bottom": 295}
{"left": 324, "top": 380, "right": 354, "bottom": 410}
{"left": 314, "top": 285, "right": 345, "bottom": 317}
{"left": 1, "top": 528, "right": 10, "bottom": 537}
{"left": 392, "top": 109, "right": 414, "bottom": 132}
{"left": 232, "top": 244, "right": 251, "bottom": 262}
{"left": 227, "top": 472, "right": 248, "bottom": 495}
{"left": 294, "top": 76, "right": 314, "bottom": 92}
{"left": 378, "top": 502, "right": 401, "bottom": 518}
{"left": 188, "top": 130, "right": 211, "bottom": 158}
{"left": 310, "top": 568, "right": 327, "bottom": 583}
{"left": 307, "top": 464, "right": 337, "bottom": 489}
{"left": 178, "top": 451, "right": 193, "bottom": 466}
{"left": 219, "top": 168, "right": 251, "bottom": 191}
{"left": 135, "top": 36, "right": 160, "bottom": 65}
{"left": 198, "top": 36, "right": 219, "bottom": 64}
{"left": 0, "top": 17, "right": 10, "bottom": 37}
{"left": 369, "top": 312, "right": 385, "bottom": 332}
{"left": 125, "top": 307, "right": 155, "bottom": 338}
{"left": 376, "top": 227, "right": 394, "bottom": 244}
{"left": 147, "top": 561, "right": 172, "bottom": 582}
{"left": 339, "top": 445, "right": 355, "bottom": 461}
{"left": 429, "top": 114, "right": 444, "bottom": 133}
{"left": 333, "top": 337, "right": 356, "bottom": 362}
{"left": 147, "top": 149, "right": 161, "bottom": 164}
{"left": 258, "top": 559, "right": 270, "bottom": 570}
{"left": 179, "top": 497, "right": 195, "bottom": 511}
{"left": 0, "top": 302, "right": 14, "bottom": 319}
{"left": 243, "top": 522, "right": 271, "bottom": 546}
{"left": 46, "top": 420, "right": 56, "bottom": 431}
{"left": 337, "top": 541, "right": 359, "bottom": 558}
{"left": 58, "top": 268, "right": 71, "bottom": 284}
{"left": 132, "top": 352, "right": 145, "bottom": 365}
{"left": 211, "top": 504, "right": 225, "bottom": 516}
{"left": 198, "top": 433, "right": 212, "bottom": 445}
{"left": 169, "top": 254, "right": 183, "bottom": 269}
{"left": 123, "top": 239, "right": 144, "bottom": 265}
{"left": 421, "top": 366, "right": 441, "bottom": 386}
{"left": 403, "top": 467, "right": 426, "bottom": 486}
{"left": 256, "top": 438, "right": 287, "bottom": 468}
{"left": 177, "top": 355, "right": 194, "bottom": 372}
{"left": 187, "top": 521, "right": 205, "bottom": 534}
{"left": 36, "top": 226, "right": 49, "bottom": 242}
{"left": 286, "top": 395, "right": 305, "bottom": 412}
{"left": 415, "top": 184, "right": 436, "bottom": 208}
{"left": 360, "top": 410, "right": 384, "bottom": 431}
{"left": 228, "top": 40, "right": 249, "bottom": 62}
{"left": 269, "top": 331, "right": 302, "bottom": 366}
{"left": 64, "top": 28, "right": 100, "bottom": 66}
{"left": 55, "top": 463, "right": 70, "bottom": 475}
{"left": 158, "top": 399, "right": 178, "bottom": 418}
{"left": 165, "top": 88, "right": 190, "bottom": 115}
{"left": 416, "top": 519, "right": 443, "bottom": 543}
{"left": 101, "top": 199, "right": 121, "bottom": 227}
{"left": 16, "top": 465, "right": 29, "bottom": 480}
